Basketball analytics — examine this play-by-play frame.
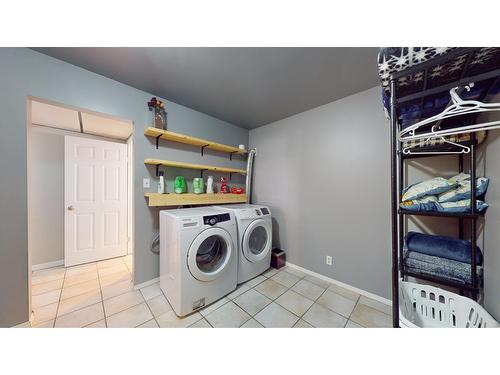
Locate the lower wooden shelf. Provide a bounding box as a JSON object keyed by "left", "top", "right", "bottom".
{"left": 144, "top": 193, "right": 247, "bottom": 207}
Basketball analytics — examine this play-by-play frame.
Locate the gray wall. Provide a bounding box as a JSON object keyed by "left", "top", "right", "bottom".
{"left": 249, "top": 87, "right": 392, "bottom": 299}
{"left": 250, "top": 86, "right": 500, "bottom": 320}
{"left": 30, "top": 128, "right": 65, "bottom": 265}
{"left": 0, "top": 48, "right": 248, "bottom": 327}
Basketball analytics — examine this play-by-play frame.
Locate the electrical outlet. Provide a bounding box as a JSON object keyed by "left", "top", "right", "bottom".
{"left": 326, "top": 256, "right": 333, "bottom": 266}
{"left": 143, "top": 178, "right": 150, "bottom": 188}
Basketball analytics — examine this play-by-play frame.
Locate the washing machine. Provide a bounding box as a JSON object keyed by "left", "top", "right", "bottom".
{"left": 159, "top": 207, "right": 238, "bottom": 317}
{"left": 214, "top": 204, "right": 272, "bottom": 284}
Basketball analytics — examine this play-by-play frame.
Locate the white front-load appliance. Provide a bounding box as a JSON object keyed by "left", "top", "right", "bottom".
{"left": 214, "top": 204, "right": 272, "bottom": 284}
{"left": 159, "top": 207, "right": 238, "bottom": 316}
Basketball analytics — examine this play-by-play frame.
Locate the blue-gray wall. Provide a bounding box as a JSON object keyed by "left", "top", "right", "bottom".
{"left": 0, "top": 48, "right": 248, "bottom": 327}
{"left": 249, "top": 87, "right": 392, "bottom": 299}
{"left": 250, "top": 86, "right": 500, "bottom": 320}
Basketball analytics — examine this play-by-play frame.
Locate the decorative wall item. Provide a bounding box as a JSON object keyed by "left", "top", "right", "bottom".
{"left": 147, "top": 97, "right": 168, "bottom": 130}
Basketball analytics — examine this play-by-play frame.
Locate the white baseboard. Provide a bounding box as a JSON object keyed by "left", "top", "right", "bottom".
{"left": 32, "top": 259, "right": 64, "bottom": 271}
{"left": 285, "top": 262, "right": 392, "bottom": 306}
{"left": 12, "top": 320, "right": 31, "bottom": 328}
{"left": 134, "top": 277, "right": 160, "bottom": 290}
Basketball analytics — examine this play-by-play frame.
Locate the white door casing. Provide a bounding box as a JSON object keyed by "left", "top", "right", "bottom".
{"left": 65, "top": 136, "right": 127, "bottom": 266}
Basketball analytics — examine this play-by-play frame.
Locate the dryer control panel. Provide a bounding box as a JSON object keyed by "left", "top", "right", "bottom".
{"left": 203, "top": 213, "right": 230, "bottom": 226}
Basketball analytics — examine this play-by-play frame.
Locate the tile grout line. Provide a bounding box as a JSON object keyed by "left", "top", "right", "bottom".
{"left": 33, "top": 256, "right": 135, "bottom": 328}
{"left": 95, "top": 262, "right": 108, "bottom": 328}
{"left": 201, "top": 277, "right": 272, "bottom": 327}
{"left": 51, "top": 266, "right": 68, "bottom": 328}
{"left": 128, "top": 256, "right": 161, "bottom": 328}
{"left": 247, "top": 271, "right": 306, "bottom": 327}
{"left": 258, "top": 270, "right": 372, "bottom": 328}
{"left": 250, "top": 270, "right": 342, "bottom": 327}
{"left": 292, "top": 281, "right": 331, "bottom": 328}
{"left": 46, "top": 265, "right": 103, "bottom": 323}
{"left": 118, "top": 255, "right": 151, "bottom": 328}
{"left": 141, "top": 292, "right": 161, "bottom": 328}
{"left": 344, "top": 294, "right": 362, "bottom": 328}
{"left": 274, "top": 270, "right": 359, "bottom": 327}
{"left": 100, "top": 258, "right": 145, "bottom": 327}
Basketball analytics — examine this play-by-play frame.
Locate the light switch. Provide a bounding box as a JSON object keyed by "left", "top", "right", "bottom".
{"left": 143, "top": 178, "right": 150, "bottom": 188}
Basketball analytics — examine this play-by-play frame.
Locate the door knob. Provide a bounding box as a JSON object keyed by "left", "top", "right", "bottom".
{"left": 67, "top": 205, "right": 75, "bottom": 211}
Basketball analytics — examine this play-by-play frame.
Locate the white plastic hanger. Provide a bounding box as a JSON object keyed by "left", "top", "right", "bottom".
{"left": 400, "top": 83, "right": 500, "bottom": 141}
{"left": 402, "top": 125, "right": 471, "bottom": 155}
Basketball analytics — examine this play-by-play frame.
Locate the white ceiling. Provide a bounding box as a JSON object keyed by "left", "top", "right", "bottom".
{"left": 31, "top": 100, "right": 133, "bottom": 140}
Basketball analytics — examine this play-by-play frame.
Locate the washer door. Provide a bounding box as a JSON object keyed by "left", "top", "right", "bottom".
{"left": 242, "top": 219, "right": 271, "bottom": 262}
{"left": 187, "top": 227, "right": 233, "bottom": 282}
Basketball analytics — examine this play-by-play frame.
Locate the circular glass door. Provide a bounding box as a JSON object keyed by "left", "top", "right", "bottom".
{"left": 242, "top": 219, "right": 271, "bottom": 262}
{"left": 187, "top": 227, "right": 233, "bottom": 282}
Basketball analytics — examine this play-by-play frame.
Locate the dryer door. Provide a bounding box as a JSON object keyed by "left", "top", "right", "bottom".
{"left": 242, "top": 219, "right": 272, "bottom": 263}
{"left": 187, "top": 227, "right": 234, "bottom": 282}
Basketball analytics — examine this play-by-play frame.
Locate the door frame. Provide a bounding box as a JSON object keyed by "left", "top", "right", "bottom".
{"left": 64, "top": 135, "right": 128, "bottom": 266}
{"left": 26, "top": 96, "right": 134, "bottom": 323}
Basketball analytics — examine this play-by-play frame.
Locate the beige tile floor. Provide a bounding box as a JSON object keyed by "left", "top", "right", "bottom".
{"left": 31, "top": 258, "right": 392, "bottom": 328}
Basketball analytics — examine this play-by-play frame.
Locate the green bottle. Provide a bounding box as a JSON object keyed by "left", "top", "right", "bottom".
{"left": 193, "top": 177, "right": 204, "bottom": 194}
{"left": 174, "top": 176, "right": 186, "bottom": 194}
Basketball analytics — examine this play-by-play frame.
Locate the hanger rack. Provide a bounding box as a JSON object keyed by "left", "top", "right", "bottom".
{"left": 388, "top": 47, "right": 500, "bottom": 328}
{"left": 400, "top": 84, "right": 500, "bottom": 142}
{"left": 402, "top": 126, "right": 471, "bottom": 156}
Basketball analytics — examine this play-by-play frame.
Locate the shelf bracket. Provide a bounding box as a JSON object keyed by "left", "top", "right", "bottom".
{"left": 200, "top": 144, "right": 210, "bottom": 156}
{"left": 155, "top": 134, "right": 162, "bottom": 149}
{"left": 229, "top": 151, "right": 237, "bottom": 161}
{"left": 229, "top": 172, "right": 233, "bottom": 181}
{"left": 200, "top": 169, "right": 207, "bottom": 178}
{"left": 155, "top": 164, "right": 161, "bottom": 177}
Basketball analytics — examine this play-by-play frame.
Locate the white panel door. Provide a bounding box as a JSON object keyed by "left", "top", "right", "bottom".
{"left": 65, "top": 136, "right": 128, "bottom": 266}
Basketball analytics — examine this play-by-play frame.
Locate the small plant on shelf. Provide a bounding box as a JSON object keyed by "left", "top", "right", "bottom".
{"left": 147, "top": 97, "right": 167, "bottom": 130}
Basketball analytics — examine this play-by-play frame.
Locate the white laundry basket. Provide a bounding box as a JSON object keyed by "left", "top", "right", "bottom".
{"left": 399, "top": 281, "right": 499, "bottom": 328}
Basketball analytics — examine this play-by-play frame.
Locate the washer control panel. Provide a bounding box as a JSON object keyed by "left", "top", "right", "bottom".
{"left": 203, "top": 213, "right": 230, "bottom": 226}
{"left": 260, "top": 207, "right": 270, "bottom": 215}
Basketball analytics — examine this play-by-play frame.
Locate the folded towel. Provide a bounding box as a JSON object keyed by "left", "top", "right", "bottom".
{"left": 405, "top": 251, "right": 472, "bottom": 273}
{"left": 436, "top": 199, "right": 488, "bottom": 213}
{"left": 404, "top": 266, "right": 473, "bottom": 285}
{"left": 400, "top": 197, "right": 488, "bottom": 213}
{"left": 438, "top": 177, "right": 489, "bottom": 203}
{"left": 400, "top": 196, "right": 438, "bottom": 212}
{"left": 406, "top": 231, "right": 482, "bottom": 264}
{"left": 402, "top": 177, "right": 457, "bottom": 202}
{"left": 404, "top": 251, "right": 482, "bottom": 285}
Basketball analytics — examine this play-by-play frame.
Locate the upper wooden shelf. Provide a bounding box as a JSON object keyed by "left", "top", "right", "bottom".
{"left": 145, "top": 158, "right": 247, "bottom": 174}
{"left": 144, "top": 127, "right": 247, "bottom": 155}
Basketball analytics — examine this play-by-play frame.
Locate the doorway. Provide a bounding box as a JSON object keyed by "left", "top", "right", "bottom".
{"left": 65, "top": 135, "right": 128, "bottom": 266}
{"left": 27, "top": 97, "right": 134, "bottom": 326}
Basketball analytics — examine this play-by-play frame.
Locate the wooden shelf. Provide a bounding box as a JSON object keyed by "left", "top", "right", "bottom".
{"left": 145, "top": 158, "right": 246, "bottom": 174}
{"left": 145, "top": 193, "right": 247, "bottom": 207}
{"left": 144, "top": 127, "right": 247, "bottom": 155}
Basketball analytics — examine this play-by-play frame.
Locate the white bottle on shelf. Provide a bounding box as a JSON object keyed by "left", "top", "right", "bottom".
{"left": 206, "top": 175, "right": 214, "bottom": 194}
{"left": 158, "top": 171, "right": 165, "bottom": 194}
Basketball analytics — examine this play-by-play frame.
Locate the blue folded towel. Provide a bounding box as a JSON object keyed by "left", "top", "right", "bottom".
{"left": 404, "top": 251, "right": 482, "bottom": 285}
{"left": 405, "top": 266, "right": 472, "bottom": 285}
{"left": 406, "top": 231, "right": 482, "bottom": 264}
{"left": 406, "top": 251, "right": 472, "bottom": 273}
